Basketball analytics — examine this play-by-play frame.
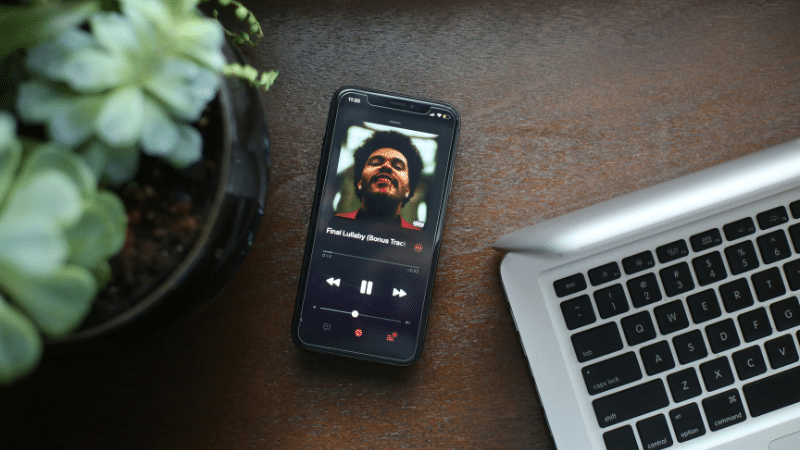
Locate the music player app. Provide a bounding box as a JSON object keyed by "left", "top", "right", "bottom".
{"left": 294, "top": 90, "right": 458, "bottom": 363}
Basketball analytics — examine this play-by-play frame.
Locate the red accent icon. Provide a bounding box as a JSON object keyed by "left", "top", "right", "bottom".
{"left": 414, "top": 243, "right": 423, "bottom": 252}
{"left": 355, "top": 329, "right": 363, "bottom": 337}
{"left": 386, "top": 332, "right": 398, "bottom": 342}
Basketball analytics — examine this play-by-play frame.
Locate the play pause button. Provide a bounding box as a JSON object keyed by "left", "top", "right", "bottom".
{"left": 326, "top": 278, "right": 341, "bottom": 287}
{"left": 360, "top": 280, "right": 374, "bottom": 295}
{"left": 393, "top": 288, "right": 407, "bottom": 298}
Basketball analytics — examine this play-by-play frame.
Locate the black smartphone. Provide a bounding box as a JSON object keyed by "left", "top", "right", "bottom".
{"left": 292, "top": 87, "right": 460, "bottom": 365}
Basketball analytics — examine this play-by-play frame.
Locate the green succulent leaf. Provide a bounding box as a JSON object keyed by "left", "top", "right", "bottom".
{"left": 168, "top": 123, "right": 203, "bottom": 168}
{"left": 0, "top": 295, "right": 42, "bottom": 385}
{"left": 66, "top": 191, "right": 127, "bottom": 270}
{"left": 0, "top": 113, "right": 22, "bottom": 203}
{"left": 164, "top": 0, "right": 202, "bottom": 16}
{"left": 0, "top": 172, "right": 81, "bottom": 276}
{"left": 102, "top": 142, "right": 140, "bottom": 186}
{"left": 16, "top": 79, "right": 69, "bottom": 123}
{"left": 25, "top": 40, "right": 70, "bottom": 81}
{"left": 173, "top": 19, "right": 225, "bottom": 70}
{"left": 78, "top": 139, "right": 110, "bottom": 180}
{"left": 3, "top": 263, "right": 97, "bottom": 338}
{"left": 96, "top": 86, "right": 144, "bottom": 147}
{"left": 49, "top": 95, "right": 105, "bottom": 148}
{"left": 6, "top": 169, "right": 83, "bottom": 228}
{"left": 63, "top": 47, "right": 130, "bottom": 93}
{"left": 90, "top": 12, "right": 141, "bottom": 56}
{"left": 140, "top": 97, "right": 179, "bottom": 156}
{"left": 121, "top": 0, "right": 172, "bottom": 36}
{"left": 144, "top": 57, "right": 219, "bottom": 121}
{"left": 0, "top": 218, "right": 64, "bottom": 278}
{"left": 19, "top": 143, "right": 97, "bottom": 198}
{"left": 0, "top": 1, "right": 100, "bottom": 57}
{"left": 92, "top": 259, "right": 113, "bottom": 287}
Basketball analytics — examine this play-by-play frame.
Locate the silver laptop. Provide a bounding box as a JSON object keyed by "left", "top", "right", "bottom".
{"left": 494, "top": 139, "right": 800, "bottom": 450}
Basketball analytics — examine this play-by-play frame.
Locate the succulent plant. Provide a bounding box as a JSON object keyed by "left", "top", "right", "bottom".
{"left": 0, "top": 0, "right": 276, "bottom": 384}
{"left": 0, "top": 112, "right": 127, "bottom": 384}
{"left": 16, "top": 0, "right": 226, "bottom": 185}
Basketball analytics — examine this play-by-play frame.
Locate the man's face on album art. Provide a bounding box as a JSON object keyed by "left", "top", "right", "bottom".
{"left": 358, "top": 147, "right": 411, "bottom": 204}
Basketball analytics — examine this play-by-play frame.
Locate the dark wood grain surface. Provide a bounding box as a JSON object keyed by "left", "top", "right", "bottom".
{"left": 4, "top": 1, "right": 800, "bottom": 449}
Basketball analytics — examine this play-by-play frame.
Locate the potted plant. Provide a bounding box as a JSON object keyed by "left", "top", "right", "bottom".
{"left": 0, "top": 0, "right": 276, "bottom": 384}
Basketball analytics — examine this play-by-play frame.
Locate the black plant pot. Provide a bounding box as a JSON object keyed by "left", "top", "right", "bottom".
{"left": 53, "top": 42, "right": 270, "bottom": 349}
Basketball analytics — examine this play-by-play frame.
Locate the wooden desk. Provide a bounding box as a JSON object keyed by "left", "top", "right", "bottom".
{"left": 4, "top": 1, "right": 799, "bottom": 448}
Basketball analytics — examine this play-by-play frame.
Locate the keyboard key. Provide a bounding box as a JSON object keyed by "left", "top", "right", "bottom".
{"left": 700, "top": 357, "right": 735, "bottom": 391}
{"left": 724, "top": 217, "right": 756, "bottom": 241}
{"left": 771, "top": 297, "right": 800, "bottom": 331}
{"left": 594, "top": 284, "right": 630, "bottom": 319}
{"left": 757, "top": 230, "right": 792, "bottom": 264}
{"left": 627, "top": 273, "right": 662, "bottom": 308}
{"left": 572, "top": 322, "right": 624, "bottom": 363}
{"left": 743, "top": 365, "right": 800, "bottom": 417}
{"left": 706, "top": 319, "right": 741, "bottom": 354}
{"left": 636, "top": 414, "right": 673, "bottom": 450}
{"left": 603, "top": 426, "right": 638, "bottom": 450}
{"left": 703, "top": 389, "right": 746, "bottom": 431}
{"left": 657, "top": 239, "right": 690, "bottom": 263}
{"left": 561, "top": 295, "right": 596, "bottom": 330}
{"left": 589, "top": 262, "right": 621, "bottom": 286}
{"left": 660, "top": 262, "right": 695, "bottom": 297}
{"left": 667, "top": 367, "right": 702, "bottom": 402}
{"left": 733, "top": 346, "right": 767, "bottom": 381}
{"left": 719, "top": 278, "right": 754, "bottom": 313}
{"left": 725, "top": 241, "right": 760, "bottom": 275}
{"left": 757, "top": 206, "right": 789, "bottom": 230}
{"left": 622, "top": 311, "right": 657, "bottom": 346}
{"left": 764, "top": 335, "right": 799, "bottom": 369}
{"left": 687, "top": 289, "right": 722, "bottom": 324}
{"left": 670, "top": 403, "right": 706, "bottom": 443}
{"left": 785, "top": 259, "right": 800, "bottom": 291}
{"left": 751, "top": 267, "right": 786, "bottom": 302}
{"left": 674, "top": 330, "right": 708, "bottom": 364}
{"left": 654, "top": 300, "right": 690, "bottom": 335}
{"left": 582, "top": 352, "right": 642, "bottom": 396}
{"left": 792, "top": 200, "right": 800, "bottom": 219}
{"left": 623, "top": 251, "right": 655, "bottom": 275}
{"left": 692, "top": 252, "right": 728, "bottom": 286}
{"left": 738, "top": 308, "right": 772, "bottom": 342}
{"left": 641, "top": 341, "right": 676, "bottom": 376}
{"left": 691, "top": 228, "right": 723, "bottom": 252}
{"left": 554, "top": 273, "right": 586, "bottom": 297}
{"left": 791, "top": 224, "right": 800, "bottom": 253}
{"left": 593, "top": 379, "right": 670, "bottom": 428}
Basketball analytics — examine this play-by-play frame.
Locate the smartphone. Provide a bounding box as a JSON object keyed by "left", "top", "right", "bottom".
{"left": 292, "top": 87, "right": 460, "bottom": 365}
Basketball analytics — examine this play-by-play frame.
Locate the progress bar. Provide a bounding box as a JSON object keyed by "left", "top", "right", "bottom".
{"left": 322, "top": 250, "right": 420, "bottom": 270}
{"left": 319, "top": 307, "right": 401, "bottom": 324}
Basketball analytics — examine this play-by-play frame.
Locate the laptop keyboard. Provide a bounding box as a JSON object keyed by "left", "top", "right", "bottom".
{"left": 554, "top": 199, "right": 800, "bottom": 450}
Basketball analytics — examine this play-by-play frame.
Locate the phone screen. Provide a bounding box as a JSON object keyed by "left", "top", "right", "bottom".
{"left": 292, "top": 88, "right": 459, "bottom": 364}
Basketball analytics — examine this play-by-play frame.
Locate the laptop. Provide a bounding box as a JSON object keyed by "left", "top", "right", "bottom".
{"left": 493, "top": 139, "right": 800, "bottom": 450}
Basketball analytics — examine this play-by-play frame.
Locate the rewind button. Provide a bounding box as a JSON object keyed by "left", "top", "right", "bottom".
{"left": 326, "top": 277, "right": 341, "bottom": 287}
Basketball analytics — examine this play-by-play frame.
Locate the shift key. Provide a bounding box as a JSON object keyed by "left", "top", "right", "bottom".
{"left": 593, "top": 379, "right": 670, "bottom": 428}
